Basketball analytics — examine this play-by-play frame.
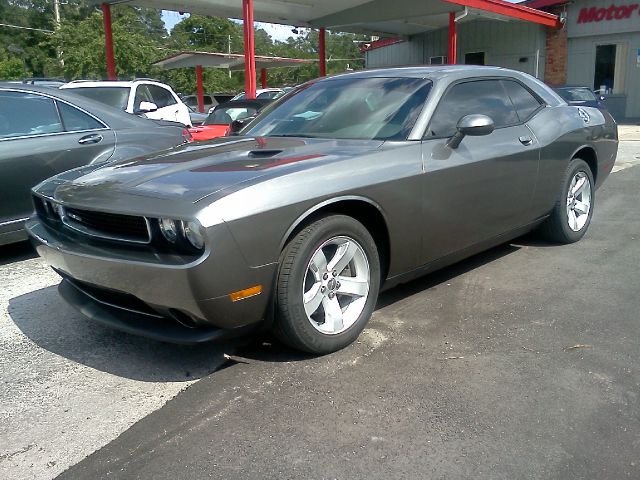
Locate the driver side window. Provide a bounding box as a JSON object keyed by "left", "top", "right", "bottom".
{"left": 425, "top": 79, "right": 518, "bottom": 138}
{"left": 134, "top": 85, "right": 153, "bottom": 109}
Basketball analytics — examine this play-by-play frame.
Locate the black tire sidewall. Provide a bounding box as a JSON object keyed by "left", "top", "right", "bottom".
{"left": 276, "top": 215, "right": 381, "bottom": 354}
{"left": 557, "top": 159, "right": 595, "bottom": 243}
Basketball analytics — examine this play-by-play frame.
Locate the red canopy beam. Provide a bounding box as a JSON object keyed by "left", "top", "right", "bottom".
{"left": 448, "top": 12, "right": 457, "bottom": 64}
{"left": 101, "top": 3, "right": 116, "bottom": 80}
{"left": 195, "top": 65, "right": 205, "bottom": 113}
{"left": 444, "top": 0, "right": 562, "bottom": 27}
{"left": 242, "top": 0, "right": 257, "bottom": 99}
{"left": 318, "top": 27, "right": 326, "bottom": 77}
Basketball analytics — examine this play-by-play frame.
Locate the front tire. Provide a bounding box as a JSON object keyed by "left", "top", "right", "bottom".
{"left": 539, "top": 158, "right": 594, "bottom": 244}
{"left": 274, "top": 215, "right": 380, "bottom": 354}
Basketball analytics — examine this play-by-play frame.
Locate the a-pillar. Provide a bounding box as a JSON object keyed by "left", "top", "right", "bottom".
{"left": 242, "top": 0, "right": 256, "bottom": 99}
{"left": 102, "top": 3, "right": 116, "bottom": 80}
{"left": 448, "top": 12, "right": 457, "bottom": 65}
{"left": 196, "top": 65, "right": 205, "bottom": 113}
{"left": 319, "top": 27, "right": 326, "bottom": 77}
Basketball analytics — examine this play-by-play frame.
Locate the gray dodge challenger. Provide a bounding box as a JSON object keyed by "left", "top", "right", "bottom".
{"left": 27, "top": 66, "right": 618, "bottom": 354}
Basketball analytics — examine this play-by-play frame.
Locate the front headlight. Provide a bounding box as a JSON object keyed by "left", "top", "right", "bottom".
{"left": 159, "top": 218, "right": 178, "bottom": 243}
{"left": 182, "top": 221, "right": 204, "bottom": 250}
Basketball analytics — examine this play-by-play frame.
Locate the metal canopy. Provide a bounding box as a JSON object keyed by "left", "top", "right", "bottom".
{"left": 95, "top": 0, "right": 561, "bottom": 36}
{"left": 153, "top": 51, "right": 313, "bottom": 71}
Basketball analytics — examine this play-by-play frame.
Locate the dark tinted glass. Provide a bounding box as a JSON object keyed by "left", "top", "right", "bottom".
{"left": 426, "top": 80, "right": 518, "bottom": 138}
{"left": 58, "top": 102, "right": 104, "bottom": 131}
{"left": 502, "top": 80, "right": 542, "bottom": 121}
{"left": 71, "top": 87, "right": 129, "bottom": 110}
{"left": 205, "top": 106, "right": 258, "bottom": 125}
{"left": 0, "top": 91, "right": 63, "bottom": 139}
{"left": 244, "top": 77, "right": 432, "bottom": 141}
{"left": 134, "top": 85, "right": 153, "bottom": 107}
{"left": 148, "top": 85, "right": 177, "bottom": 108}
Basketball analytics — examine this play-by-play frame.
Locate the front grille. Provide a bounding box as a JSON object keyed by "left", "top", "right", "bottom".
{"left": 63, "top": 207, "right": 151, "bottom": 244}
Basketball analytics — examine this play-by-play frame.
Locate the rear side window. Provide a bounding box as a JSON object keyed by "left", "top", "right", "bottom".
{"left": 57, "top": 102, "right": 105, "bottom": 132}
{"left": 426, "top": 79, "right": 518, "bottom": 138}
{"left": 502, "top": 80, "right": 543, "bottom": 122}
{"left": 0, "top": 91, "right": 63, "bottom": 139}
{"left": 147, "top": 85, "right": 177, "bottom": 108}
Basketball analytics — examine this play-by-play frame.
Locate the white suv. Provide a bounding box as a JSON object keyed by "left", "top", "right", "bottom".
{"left": 61, "top": 79, "right": 192, "bottom": 126}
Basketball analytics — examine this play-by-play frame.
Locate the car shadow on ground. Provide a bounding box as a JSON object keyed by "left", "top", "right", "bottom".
{"left": 0, "top": 240, "right": 38, "bottom": 266}
{"left": 8, "top": 284, "right": 243, "bottom": 382}
{"left": 7, "top": 236, "right": 537, "bottom": 380}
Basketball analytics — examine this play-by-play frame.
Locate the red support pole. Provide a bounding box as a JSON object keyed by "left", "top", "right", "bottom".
{"left": 242, "top": 0, "right": 256, "bottom": 99}
{"left": 196, "top": 65, "right": 205, "bottom": 113}
{"left": 448, "top": 12, "right": 457, "bottom": 65}
{"left": 102, "top": 3, "right": 116, "bottom": 80}
{"left": 318, "top": 27, "right": 327, "bottom": 77}
{"left": 260, "top": 68, "right": 267, "bottom": 89}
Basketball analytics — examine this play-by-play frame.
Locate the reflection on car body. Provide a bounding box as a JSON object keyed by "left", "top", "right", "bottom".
{"left": 27, "top": 66, "right": 618, "bottom": 354}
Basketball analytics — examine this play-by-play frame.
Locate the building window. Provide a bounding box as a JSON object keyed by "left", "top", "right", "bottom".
{"left": 429, "top": 56, "right": 447, "bottom": 65}
{"left": 464, "top": 52, "right": 485, "bottom": 65}
{"left": 594, "top": 44, "right": 627, "bottom": 94}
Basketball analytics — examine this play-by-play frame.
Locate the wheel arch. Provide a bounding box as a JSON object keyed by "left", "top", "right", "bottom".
{"left": 571, "top": 145, "right": 598, "bottom": 183}
{"left": 280, "top": 196, "right": 391, "bottom": 281}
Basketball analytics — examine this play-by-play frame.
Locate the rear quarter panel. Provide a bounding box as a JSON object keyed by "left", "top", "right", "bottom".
{"left": 527, "top": 105, "right": 617, "bottom": 218}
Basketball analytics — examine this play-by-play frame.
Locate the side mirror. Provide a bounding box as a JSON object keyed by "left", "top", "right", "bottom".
{"left": 447, "top": 114, "right": 494, "bottom": 149}
{"left": 599, "top": 95, "right": 606, "bottom": 101}
{"left": 136, "top": 101, "right": 158, "bottom": 114}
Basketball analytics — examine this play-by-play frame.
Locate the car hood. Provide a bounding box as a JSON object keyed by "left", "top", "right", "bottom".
{"left": 52, "top": 136, "right": 384, "bottom": 205}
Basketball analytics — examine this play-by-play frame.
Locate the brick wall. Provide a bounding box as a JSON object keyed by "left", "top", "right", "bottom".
{"left": 544, "top": 7, "right": 568, "bottom": 85}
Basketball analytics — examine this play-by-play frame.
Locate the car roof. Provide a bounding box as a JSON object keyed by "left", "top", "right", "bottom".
{"left": 0, "top": 83, "right": 163, "bottom": 129}
{"left": 60, "top": 79, "right": 173, "bottom": 89}
{"left": 324, "top": 65, "right": 564, "bottom": 107}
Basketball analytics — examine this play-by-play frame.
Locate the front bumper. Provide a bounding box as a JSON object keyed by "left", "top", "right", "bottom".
{"left": 27, "top": 218, "right": 277, "bottom": 343}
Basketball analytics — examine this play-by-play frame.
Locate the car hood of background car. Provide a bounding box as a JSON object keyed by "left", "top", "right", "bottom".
{"left": 52, "top": 136, "right": 385, "bottom": 205}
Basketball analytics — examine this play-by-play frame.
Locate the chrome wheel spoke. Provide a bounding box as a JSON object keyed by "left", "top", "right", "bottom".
{"left": 309, "top": 249, "right": 328, "bottom": 281}
{"left": 572, "top": 176, "right": 587, "bottom": 196}
{"left": 303, "top": 235, "right": 371, "bottom": 335}
{"left": 566, "top": 171, "right": 592, "bottom": 232}
{"left": 303, "top": 282, "right": 324, "bottom": 316}
{"left": 327, "top": 241, "right": 358, "bottom": 274}
{"left": 568, "top": 209, "right": 578, "bottom": 230}
{"left": 574, "top": 200, "right": 589, "bottom": 215}
{"left": 322, "top": 296, "right": 344, "bottom": 332}
{"left": 336, "top": 276, "right": 368, "bottom": 297}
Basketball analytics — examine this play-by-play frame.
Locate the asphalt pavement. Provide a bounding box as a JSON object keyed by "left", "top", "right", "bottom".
{"left": 1, "top": 145, "right": 639, "bottom": 480}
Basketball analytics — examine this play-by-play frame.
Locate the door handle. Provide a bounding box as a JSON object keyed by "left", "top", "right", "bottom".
{"left": 78, "top": 134, "right": 103, "bottom": 145}
{"left": 519, "top": 136, "right": 533, "bottom": 146}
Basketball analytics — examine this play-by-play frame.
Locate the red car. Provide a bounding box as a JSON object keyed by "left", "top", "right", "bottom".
{"left": 188, "top": 99, "right": 273, "bottom": 141}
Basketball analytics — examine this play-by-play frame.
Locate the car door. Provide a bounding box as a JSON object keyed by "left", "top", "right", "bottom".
{"left": 0, "top": 90, "right": 115, "bottom": 231}
{"left": 419, "top": 78, "right": 542, "bottom": 263}
{"left": 145, "top": 84, "right": 188, "bottom": 125}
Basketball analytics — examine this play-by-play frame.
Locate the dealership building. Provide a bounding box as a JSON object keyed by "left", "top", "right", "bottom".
{"left": 365, "top": 0, "right": 640, "bottom": 119}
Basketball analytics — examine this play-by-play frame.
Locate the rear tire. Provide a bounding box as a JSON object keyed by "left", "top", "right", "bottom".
{"left": 274, "top": 215, "right": 380, "bottom": 354}
{"left": 538, "top": 158, "right": 594, "bottom": 244}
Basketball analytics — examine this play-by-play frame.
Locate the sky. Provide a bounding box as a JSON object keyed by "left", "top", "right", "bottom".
{"left": 161, "top": 10, "right": 297, "bottom": 42}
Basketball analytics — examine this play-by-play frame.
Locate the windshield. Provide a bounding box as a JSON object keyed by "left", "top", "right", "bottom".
{"left": 69, "top": 87, "right": 130, "bottom": 110}
{"left": 205, "top": 105, "right": 259, "bottom": 125}
{"left": 243, "top": 77, "right": 432, "bottom": 141}
{"left": 556, "top": 87, "right": 597, "bottom": 102}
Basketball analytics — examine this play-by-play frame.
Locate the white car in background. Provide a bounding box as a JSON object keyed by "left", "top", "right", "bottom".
{"left": 61, "top": 79, "right": 192, "bottom": 126}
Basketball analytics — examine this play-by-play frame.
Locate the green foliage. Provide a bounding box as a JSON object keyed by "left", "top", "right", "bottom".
{"left": 0, "top": 0, "right": 367, "bottom": 94}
